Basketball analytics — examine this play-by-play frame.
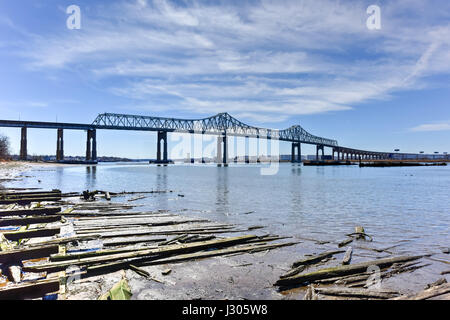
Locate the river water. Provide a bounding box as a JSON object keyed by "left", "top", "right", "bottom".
{"left": 4, "top": 162, "right": 450, "bottom": 297}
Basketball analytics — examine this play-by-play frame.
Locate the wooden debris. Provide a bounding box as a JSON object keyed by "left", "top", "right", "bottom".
{"left": 8, "top": 265, "right": 22, "bottom": 283}
{"left": 23, "top": 235, "right": 259, "bottom": 272}
{"left": 3, "top": 228, "right": 60, "bottom": 241}
{"left": 129, "top": 264, "right": 164, "bottom": 283}
{"left": 342, "top": 247, "right": 353, "bottom": 265}
{"left": 0, "top": 207, "right": 61, "bottom": 217}
{"left": 0, "top": 215, "right": 61, "bottom": 227}
{"left": 391, "top": 282, "right": 450, "bottom": 300}
{"left": 314, "top": 287, "right": 399, "bottom": 299}
{"left": 291, "top": 250, "right": 345, "bottom": 268}
{"left": 162, "top": 269, "right": 172, "bottom": 275}
{"left": 0, "top": 245, "right": 59, "bottom": 264}
{"left": 338, "top": 238, "right": 353, "bottom": 248}
{"left": 425, "top": 278, "right": 447, "bottom": 289}
{"left": 275, "top": 255, "right": 422, "bottom": 287}
{"left": 88, "top": 241, "right": 298, "bottom": 274}
{"left": 0, "top": 279, "right": 60, "bottom": 300}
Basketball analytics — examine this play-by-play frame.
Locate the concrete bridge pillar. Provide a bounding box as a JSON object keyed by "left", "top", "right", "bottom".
{"left": 316, "top": 145, "right": 324, "bottom": 161}
{"left": 291, "top": 142, "right": 301, "bottom": 163}
{"left": 20, "top": 127, "right": 27, "bottom": 161}
{"left": 157, "top": 131, "right": 168, "bottom": 164}
{"left": 56, "top": 128, "right": 64, "bottom": 161}
{"left": 245, "top": 136, "right": 249, "bottom": 163}
{"left": 86, "top": 129, "right": 97, "bottom": 162}
{"left": 216, "top": 134, "right": 228, "bottom": 166}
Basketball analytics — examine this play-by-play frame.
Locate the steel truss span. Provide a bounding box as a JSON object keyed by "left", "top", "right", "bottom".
{"left": 92, "top": 112, "right": 338, "bottom": 147}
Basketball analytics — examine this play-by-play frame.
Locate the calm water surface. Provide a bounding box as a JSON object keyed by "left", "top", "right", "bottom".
{"left": 10, "top": 162, "right": 449, "bottom": 257}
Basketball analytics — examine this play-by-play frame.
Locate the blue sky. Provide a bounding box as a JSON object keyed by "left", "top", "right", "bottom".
{"left": 1, "top": 0, "right": 450, "bottom": 158}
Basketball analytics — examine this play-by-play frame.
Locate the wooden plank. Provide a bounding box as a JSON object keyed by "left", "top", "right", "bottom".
{"left": 0, "top": 197, "right": 62, "bottom": 205}
{"left": 23, "top": 235, "right": 258, "bottom": 272}
{"left": 342, "top": 247, "right": 353, "bottom": 265}
{"left": 26, "top": 234, "right": 101, "bottom": 247}
{"left": 275, "top": 255, "right": 423, "bottom": 287}
{"left": 89, "top": 241, "right": 299, "bottom": 273}
{"left": 391, "top": 283, "right": 450, "bottom": 300}
{"left": 291, "top": 250, "right": 345, "bottom": 268}
{"left": 0, "top": 245, "right": 59, "bottom": 264}
{"left": 3, "top": 228, "right": 61, "bottom": 241}
{"left": 0, "top": 279, "right": 60, "bottom": 300}
{"left": 315, "top": 287, "right": 399, "bottom": 299}
{"left": 0, "top": 207, "right": 61, "bottom": 217}
{"left": 0, "top": 215, "right": 61, "bottom": 227}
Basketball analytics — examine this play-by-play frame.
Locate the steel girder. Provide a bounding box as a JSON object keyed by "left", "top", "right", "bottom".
{"left": 92, "top": 112, "right": 338, "bottom": 147}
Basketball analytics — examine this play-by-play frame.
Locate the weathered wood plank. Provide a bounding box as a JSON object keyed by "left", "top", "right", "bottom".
{"left": 2, "top": 228, "right": 60, "bottom": 241}
{"left": 0, "top": 207, "right": 61, "bottom": 217}
{"left": 276, "top": 255, "right": 422, "bottom": 287}
{"left": 23, "top": 235, "right": 259, "bottom": 272}
{"left": 0, "top": 245, "right": 59, "bottom": 264}
{"left": 0, "top": 279, "right": 60, "bottom": 300}
{"left": 292, "top": 250, "right": 345, "bottom": 268}
{"left": 0, "top": 215, "right": 61, "bottom": 227}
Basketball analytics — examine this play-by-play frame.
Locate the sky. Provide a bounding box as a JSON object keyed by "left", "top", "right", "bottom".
{"left": 0, "top": 0, "right": 450, "bottom": 158}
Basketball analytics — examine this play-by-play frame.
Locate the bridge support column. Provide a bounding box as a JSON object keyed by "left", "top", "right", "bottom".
{"left": 245, "top": 136, "right": 249, "bottom": 163}
{"left": 291, "top": 142, "right": 301, "bottom": 163}
{"left": 20, "top": 127, "right": 27, "bottom": 161}
{"left": 216, "top": 134, "right": 228, "bottom": 167}
{"left": 157, "top": 131, "right": 168, "bottom": 164}
{"left": 56, "top": 128, "right": 64, "bottom": 161}
{"left": 86, "top": 129, "right": 97, "bottom": 162}
{"left": 316, "top": 145, "right": 324, "bottom": 161}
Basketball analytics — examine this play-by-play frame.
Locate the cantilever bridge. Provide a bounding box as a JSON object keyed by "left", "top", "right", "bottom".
{"left": 0, "top": 112, "right": 425, "bottom": 164}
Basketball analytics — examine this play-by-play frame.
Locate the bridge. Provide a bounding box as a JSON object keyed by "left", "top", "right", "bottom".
{"left": 0, "top": 113, "right": 444, "bottom": 164}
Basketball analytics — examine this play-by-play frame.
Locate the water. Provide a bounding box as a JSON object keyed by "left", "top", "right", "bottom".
{"left": 6, "top": 162, "right": 450, "bottom": 295}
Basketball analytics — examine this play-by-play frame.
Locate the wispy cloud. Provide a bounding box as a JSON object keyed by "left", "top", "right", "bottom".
{"left": 9, "top": 0, "right": 450, "bottom": 123}
{"left": 410, "top": 121, "right": 450, "bottom": 132}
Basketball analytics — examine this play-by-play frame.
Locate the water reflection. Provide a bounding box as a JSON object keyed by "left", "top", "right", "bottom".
{"left": 155, "top": 166, "right": 168, "bottom": 209}
{"left": 215, "top": 167, "right": 230, "bottom": 215}
{"left": 85, "top": 166, "right": 97, "bottom": 189}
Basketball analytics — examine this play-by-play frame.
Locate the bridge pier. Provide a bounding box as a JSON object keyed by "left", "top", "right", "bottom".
{"left": 86, "top": 129, "right": 97, "bottom": 162}
{"left": 245, "top": 136, "right": 249, "bottom": 163}
{"left": 20, "top": 127, "right": 27, "bottom": 161}
{"left": 316, "top": 145, "right": 324, "bottom": 161}
{"left": 156, "top": 131, "right": 168, "bottom": 164}
{"left": 56, "top": 128, "right": 64, "bottom": 161}
{"left": 216, "top": 134, "right": 228, "bottom": 166}
{"left": 291, "top": 142, "right": 301, "bottom": 163}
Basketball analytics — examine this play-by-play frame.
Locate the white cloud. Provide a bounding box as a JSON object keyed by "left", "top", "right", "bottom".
{"left": 10, "top": 0, "right": 450, "bottom": 122}
{"left": 410, "top": 122, "right": 450, "bottom": 132}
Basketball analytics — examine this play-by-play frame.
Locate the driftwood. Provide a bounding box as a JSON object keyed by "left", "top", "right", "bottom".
{"left": 391, "top": 282, "right": 450, "bottom": 300}
{"left": 23, "top": 235, "right": 259, "bottom": 272}
{"left": 342, "top": 247, "right": 353, "bottom": 265}
{"left": 338, "top": 238, "right": 353, "bottom": 248}
{"left": 291, "top": 250, "right": 345, "bottom": 268}
{"left": 275, "top": 255, "right": 422, "bottom": 287}
{"left": 88, "top": 241, "right": 299, "bottom": 274}
{"left": 314, "top": 287, "right": 399, "bottom": 299}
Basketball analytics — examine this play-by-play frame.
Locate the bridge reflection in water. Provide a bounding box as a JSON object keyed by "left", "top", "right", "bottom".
{"left": 0, "top": 113, "right": 447, "bottom": 164}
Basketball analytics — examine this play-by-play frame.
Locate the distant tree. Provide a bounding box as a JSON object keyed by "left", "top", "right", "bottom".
{"left": 0, "top": 135, "right": 11, "bottom": 160}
